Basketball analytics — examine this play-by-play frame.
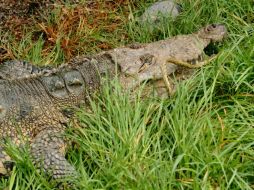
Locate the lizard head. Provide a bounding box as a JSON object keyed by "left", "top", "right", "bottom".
{"left": 197, "top": 24, "right": 227, "bottom": 42}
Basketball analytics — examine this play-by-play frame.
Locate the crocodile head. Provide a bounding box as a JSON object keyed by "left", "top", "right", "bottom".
{"left": 197, "top": 24, "right": 227, "bottom": 43}
{"left": 40, "top": 58, "right": 102, "bottom": 108}
{"left": 40, "top": 71, "right": 87, "bottom": 108}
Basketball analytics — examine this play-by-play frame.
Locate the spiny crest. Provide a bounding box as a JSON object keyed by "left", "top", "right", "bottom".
{"left": 0, "top": 60, "right": 51, "bottom": 80}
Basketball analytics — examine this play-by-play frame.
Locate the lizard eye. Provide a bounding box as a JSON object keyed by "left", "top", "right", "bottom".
{"left": 211, "top": 24, "right": 217, "bottom": 28}
{"left": 41, "top": 74, "right": 68, "bottom": 98}
{"left": 206, "top": 24, "right": 218, "bottom": 32}
{"left": 63, "top": 70, "right": 85, "bottom": 95}
{"left": 206, "top": 25, "right": 213, "bottom": 32}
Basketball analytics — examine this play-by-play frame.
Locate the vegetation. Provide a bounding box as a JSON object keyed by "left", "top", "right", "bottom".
{"left": 0, "top": 0, "right": 254, "bottom": 189}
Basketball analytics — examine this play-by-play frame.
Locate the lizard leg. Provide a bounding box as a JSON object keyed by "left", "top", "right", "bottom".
{"left": 160, "top": 62, "right": 174, "bottom": 96}
{"left": 166, "top": 54, "right": 218, "bottom": 68}
{"left": 0, "top": 146, "right": 13, "bottom": 175}
{"left": 30, "top": 129, "right": 77, "bottom": 179}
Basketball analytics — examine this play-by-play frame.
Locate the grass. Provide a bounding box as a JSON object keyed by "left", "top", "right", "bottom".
{"left": 0, "top": 0, "right": 254, "bottom": 189}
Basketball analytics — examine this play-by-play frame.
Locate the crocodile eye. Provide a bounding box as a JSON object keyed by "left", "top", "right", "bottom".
{"left": 63, "top": 70, "right": 84, "bottom": 95}
{"left": 68, "top": 78, "right": 83, "bottom": 86}
{"left": 41, "top": 75, "right": 68, "bottom": 98}
{"left": 55, "top": 81, "right": 65, "bottom": 90}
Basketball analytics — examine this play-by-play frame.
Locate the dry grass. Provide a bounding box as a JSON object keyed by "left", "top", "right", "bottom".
{"left": 0, "top": 0, "right": 136, "bottom": 63}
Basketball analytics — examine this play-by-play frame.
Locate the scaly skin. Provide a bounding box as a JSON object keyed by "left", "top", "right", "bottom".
{"left": 0, "top": 59, "right": 101, "bottom": 179}
{"left": 0, "top": 24, "right": 227, "bottom": 180}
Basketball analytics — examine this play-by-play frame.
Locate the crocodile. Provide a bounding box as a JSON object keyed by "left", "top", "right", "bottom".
{"left": 0, "top": 24, "right": 227, "bottom": 181}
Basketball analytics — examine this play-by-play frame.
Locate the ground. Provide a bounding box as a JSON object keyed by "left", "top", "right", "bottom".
{"left": 0, "top": 0, "right": 254, "bottom": 189}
